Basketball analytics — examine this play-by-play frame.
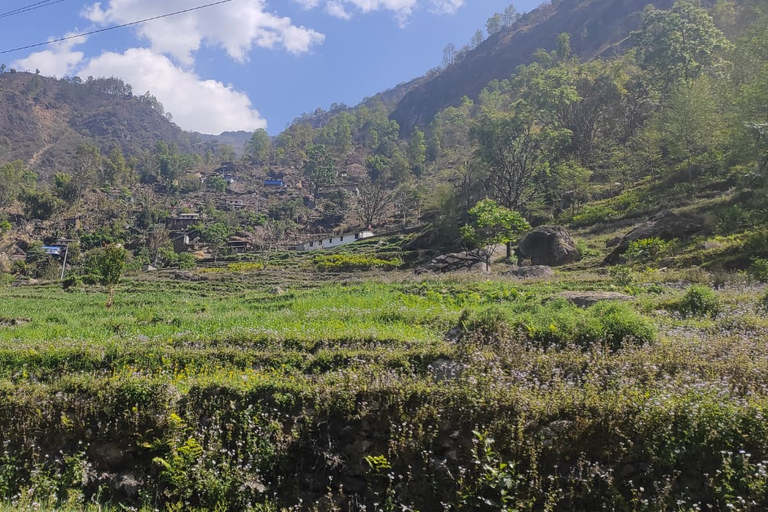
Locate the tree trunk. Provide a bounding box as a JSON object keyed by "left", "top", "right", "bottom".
{"left": 106, "top": 286, "right": 114, "bottom": 308}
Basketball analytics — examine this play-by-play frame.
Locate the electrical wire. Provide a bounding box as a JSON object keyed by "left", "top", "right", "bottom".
{"left": 0, "top": 0, "right": 233, "bottom": 55}
{"left": 0, "top": 0, "right": 63, "bottom": 20}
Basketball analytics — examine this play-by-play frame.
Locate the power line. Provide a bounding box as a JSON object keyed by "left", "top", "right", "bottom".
{"left": 0, "top": 0, "right": 233, "bottom": 55}
{"left": 0, "top": 0, "right": 62, "bottom": 20}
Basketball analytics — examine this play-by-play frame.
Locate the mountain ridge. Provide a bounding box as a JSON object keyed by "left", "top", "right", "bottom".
{"left": 390, "top": 0, "right": 676, "bottom": 134}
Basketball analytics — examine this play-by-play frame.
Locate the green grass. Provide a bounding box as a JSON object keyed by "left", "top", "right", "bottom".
{"left": 0, "top": 269, "right": 767, "bottom": 510}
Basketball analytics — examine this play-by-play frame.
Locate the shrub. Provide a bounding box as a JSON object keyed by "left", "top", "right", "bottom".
{"left": 178, "top": 253, "right": 197, "bottom": 270}
{"left": 61, "top": 275, "right": 79, "bottom": 290}
{"left": 0, "top": 219, "right": 10, "bottom": 234}
{"left": 715, "top": 205, "right": 750, "bottom": 235}
{"left": 675, "top": 284, "right": 721, "bottom": 318}
{"left": 594, "top": 301, "right": 657, "bottom": 350}
{"left": 625, "top": 237, "right": 673, "bottom": 263}
{"left": 314, "top": 253, "right": 402, "bottom": 271}
{"left": 750, "top": 258, "right": 768, "bottom": 284}
{"left": 459, "top": 300, "right": 656, "bottom": 351}
{"left": 760, "top": 290, "right": 768, "bottom": 312}
{"left": 608, "top": 265, "right": 635, "bottom": 288}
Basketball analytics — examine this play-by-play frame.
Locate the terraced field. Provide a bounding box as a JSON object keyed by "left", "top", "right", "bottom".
{"left": 0, "top": 267, "right": 767, "bottom": 511}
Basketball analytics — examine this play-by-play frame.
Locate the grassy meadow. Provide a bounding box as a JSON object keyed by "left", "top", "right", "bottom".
{"left": 0, "top": 266, "right": 767, "bottom": 511}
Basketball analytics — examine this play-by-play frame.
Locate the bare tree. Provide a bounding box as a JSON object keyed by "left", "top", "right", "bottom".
{"left": 356, "top": 178, "right": 394, "bottom": 229}
{"left": 250, "top": 219, "right": 286, "bottom": 267}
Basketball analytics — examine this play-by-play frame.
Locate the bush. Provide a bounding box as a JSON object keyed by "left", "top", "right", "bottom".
{"left": 0, "top": 219, "right": 10, "bottom": 234}
{"left": 314, "top": 253, "right": 402, "bottom": 271}
{"left": 625, "top": 237, "right": 673, "bottom": 263}
{"left": 675, "top": 284, "right": 720, "bottom": 318}
{"left": 760, "top": 290, "right": 768, "bottom": 311}
{"left": 61, "top": 276, "right": 81, "bottom": 290}
{"left": 750, "top": 258, "right": 768, "bottom": 284}
{"left": 608, "top": 266, "right": 635, "bottom": 288}
{"left": 459, "top": 300, "right": 656, "bottom": 351}
{"left": 178, "top": 253, "right": 197, "bottom": 270}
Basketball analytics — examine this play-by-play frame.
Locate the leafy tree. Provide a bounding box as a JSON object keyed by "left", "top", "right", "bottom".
{"left": 365, "top": 155, "right": 389, "bottom": 182}
{"left": 22, "top": 190, "right": 65, "bottom": 220}
{"left": 103, "top": 147, "right": 131, "bottom": 186}
{"left": 486, "top": 13, "right": 503, "bottom": 36}
{"left": 95, "top": 245, "right": 127, "bottom": 308}
{"left": 199, "top": 222, "right": 231, "bottom": 262}
{"left": 0, "top": 160, "right": 29, "bottom": 207}
{"left": 460, "top": 198, "right": 530, "bottom": 268}
{"left": 634, "top": 0, "right": 729, "bottom": 90}
{"left": 650, "top": 77, "right": 720, "bottom": 178}
{"left": 408, "top": 129, "right": 427, "bottom": 174}
{"left": 470, "top": 30, "right": 484, "bottom": 50}
{"left": 515, "top": 57, "right": 632, "bottom": 164}
{"left": 207, "top": 175, "right": 228, "bottom": 193}
{"left": 472, "top": 107, "right": 568, "bottom": 215}
{"left": 501, "top": 4, "right": 520, "bottom": 27}
{"left": 303, "top": 145, "right": 337, "bottom": 197}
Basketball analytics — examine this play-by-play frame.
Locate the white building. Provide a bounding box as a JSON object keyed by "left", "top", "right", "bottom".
{"left": 295, "top": 231, "right": 374, "bottom": 251}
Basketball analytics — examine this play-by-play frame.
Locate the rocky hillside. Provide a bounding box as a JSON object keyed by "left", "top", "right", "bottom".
{"left": 390, "top": 0, "right": 676, "bottom": 134}
{"left": 0, "top": 72, "right": 193, "bottom": 178}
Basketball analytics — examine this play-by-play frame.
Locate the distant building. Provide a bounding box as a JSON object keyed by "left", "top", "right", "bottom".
{"left": 221, "top": 199, "right": 245, "bottom": 211}
{"left": 264, "top": 179, "right": 285, "bottom": 187}
{"left": 295, "top": 230, "right": 374, "bottom": 251}
{"left": 227, "top": 236, "right": 250, "bottom": 254}
{"left": 167, "top": 213, "right": 200, "bottom": 230}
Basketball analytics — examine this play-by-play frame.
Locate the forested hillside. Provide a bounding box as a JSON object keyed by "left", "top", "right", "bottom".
{"left": 1, "top": 0, "right": 767, "bottom": 276}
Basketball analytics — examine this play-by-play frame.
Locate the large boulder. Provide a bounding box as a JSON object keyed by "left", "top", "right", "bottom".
{"left": 517, "top": 226, "right": 581, "bottom": 267}
{"left": 417, "top": 251, "right": 488, "bottom": 274}
{"left": 505, "top": 265, "right": 555, "bottom": 279}
{"left": 603, "top": 210, "right": 702, "bottom": 265}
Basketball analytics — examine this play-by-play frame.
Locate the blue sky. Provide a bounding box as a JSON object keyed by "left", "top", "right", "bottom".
{"left": 0, "top": 0, "right": 542, "bottom": 135}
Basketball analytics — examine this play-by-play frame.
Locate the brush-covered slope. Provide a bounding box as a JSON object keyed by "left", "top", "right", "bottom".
{"left": 391, "top": 0, "right": 675, "bottom": 134}
{"left": 0, "top": 72, "right": 193, "bottom": 178}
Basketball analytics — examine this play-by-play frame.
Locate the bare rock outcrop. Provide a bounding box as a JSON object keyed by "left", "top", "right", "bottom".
{"left": 603, "top": 210, "right": 702, "bottom": 265}
{"left": 518, "top": 226, "right": 581, "bottom": 267}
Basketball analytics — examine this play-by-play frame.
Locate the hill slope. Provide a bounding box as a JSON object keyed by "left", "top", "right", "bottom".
{"left": 0, "top": 72, "right": 192, "bottom": 178}
{"left": 391, "top": 0, "right": 675, "bottom": 134}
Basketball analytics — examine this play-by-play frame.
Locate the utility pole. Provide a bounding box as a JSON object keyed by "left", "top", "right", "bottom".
{"left": 59, "top": 243, "right": 69, "bottom": 280}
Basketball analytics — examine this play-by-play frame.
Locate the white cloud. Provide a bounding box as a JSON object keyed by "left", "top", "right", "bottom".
{"left": 83, "top": 0, "right": 325, "bottom": 65}
{"left": 80, "top": 48, "right": 267, "bottom": 134}
{"left": 12, "top": 35, "right": 86, "bottom": 77}
{"left": 294, "top": 0, "right": 464, "bottom": 23}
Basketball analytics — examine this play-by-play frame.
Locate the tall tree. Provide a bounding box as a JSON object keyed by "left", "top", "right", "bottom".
{"left": 0, "top": 160, "right": 28, "bottom": 208}
{"left": 472, "top": 108, "right": 568, "bottom": 216}
{"left": 95, "top": 245, "right": 127, "bottom": 308}
{"left": 443, "top": 43, "right": 457, "bottom": 68}
{"left": 357, "top": 178, "right": 394, "bottom": 228}
{"left": 634, "top": 0, "right": 729, "bottom": 90}
{"left": 72, "top": 143, "right": 101, "bottom": 197}
{"left": 408, "top": 129, "right": 427, "bottom": 175}
{"left": 486, "top": 14, "right": 502, "bottom": 36}
{"left": 246, "top": 128, "right": 272, "bottom": 164}
{"left": 303, "top": 145, "right": 337, "bottom": 198}
{"left": 470, "top": 30, "right": 484, "bottom": 50}
{"left": 501, "top": 4, "right": 520, "bottom": 27}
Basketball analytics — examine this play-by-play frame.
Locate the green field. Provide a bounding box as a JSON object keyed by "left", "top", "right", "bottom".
{"left": 0, "top": 268, "right": 767, "bottom": 511}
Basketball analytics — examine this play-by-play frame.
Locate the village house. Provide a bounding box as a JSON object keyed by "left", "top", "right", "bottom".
{"left": 226, "top": 236, "right": 250, "bottom": 254}
{"left": 295, "top": 230, "right": 374, "bottom": 251}
{"left": 166, "top": 213, "right": 200, "bottom": 230}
